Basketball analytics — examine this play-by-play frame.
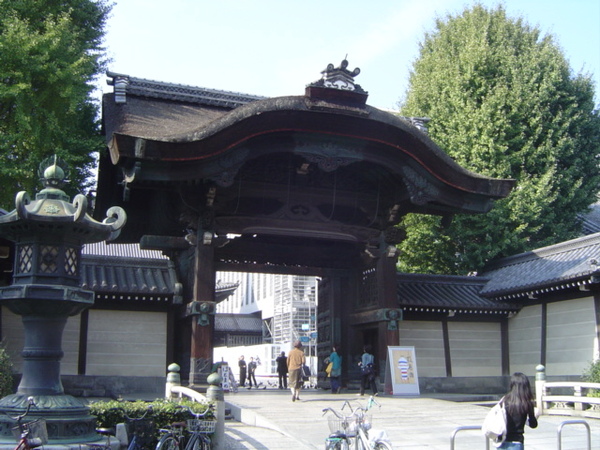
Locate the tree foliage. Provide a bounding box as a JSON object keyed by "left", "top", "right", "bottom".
{"left": 0, "top": 0, "right": 111, "bottom": 210}
{"left": 398, "top": 3, "right": 600, "bottom": 274}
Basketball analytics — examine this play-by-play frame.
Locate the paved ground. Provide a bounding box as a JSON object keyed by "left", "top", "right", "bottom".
{"left": 221, "top": 387, "right": 600, "bottom": 449}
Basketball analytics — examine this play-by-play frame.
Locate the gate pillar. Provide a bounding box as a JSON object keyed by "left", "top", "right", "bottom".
{"left": 376, "top": 247, "right": 401, "bottom": 358}
{"left": 187, "top": 229, "right": 216, "bottom": 387}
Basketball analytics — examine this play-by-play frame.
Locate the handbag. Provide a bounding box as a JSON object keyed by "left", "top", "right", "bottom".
{"left": 325, "top": 362, "right": 333, "bottom": 377}
{"left": 481, "top": 399, "right": 507, "bottom": 447}
{"left": 301, "top": 364, "right": 311, "bottom": 380}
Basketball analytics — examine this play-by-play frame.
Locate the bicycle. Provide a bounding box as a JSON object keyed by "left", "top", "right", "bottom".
{"left": 322, "top": 396, "right": 392, "bottom": 450}
{"left": 121, "top": 406, "right": 155, "bottom": 450}
{"left": 3, "top": 397, "right": 48, "bottom": 450}
{"left": 155, "top": 404, "right": 215, "bottom": 450}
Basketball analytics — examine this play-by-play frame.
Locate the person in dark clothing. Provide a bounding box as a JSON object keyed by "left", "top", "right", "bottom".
{"left": 276, "top": 351, "right": 288, "bottom": 389}
{"left": 247, "top": 356, "right": 258, "bottom": 389}
{"left": 238, "top": 355, "right": 247, "bottom": 388}
{"left": 358, "top": 344, "right": 377, "bottom": 396}
{"left": 498, "top": 372, "right": 538, "bottom": 449}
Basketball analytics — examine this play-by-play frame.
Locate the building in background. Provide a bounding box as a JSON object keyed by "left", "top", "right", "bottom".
{"left": 215, "top": 272, "right": 318, "bottom": 379}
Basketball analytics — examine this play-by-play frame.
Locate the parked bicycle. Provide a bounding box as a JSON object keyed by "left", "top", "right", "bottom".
{"left": 322, "top": 396, "right": 392, "bottom": 450}
{"left": 155, "top": 404, "right": 215, "bottom": 450}
{"left": 2, "top": 397, "right": 48, "bottom": 450}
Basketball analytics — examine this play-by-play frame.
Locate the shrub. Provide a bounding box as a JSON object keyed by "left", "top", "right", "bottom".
{"left": 0, "top": 345, "right": 14, "bottom": 397}
{"left": 582, "top": 359, "right": 600, "bottom": 397}
{"left": 88, "top": 398, "right": 215, "bottom": 446}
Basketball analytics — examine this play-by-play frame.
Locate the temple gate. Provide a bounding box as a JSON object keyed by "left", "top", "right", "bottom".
{"left": 96, "top": 61, "right": 513, "bottom": 384}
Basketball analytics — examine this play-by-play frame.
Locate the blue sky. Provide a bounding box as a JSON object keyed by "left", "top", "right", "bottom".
{"left": 102, "top": 0, "right": 600, "bottom": 111}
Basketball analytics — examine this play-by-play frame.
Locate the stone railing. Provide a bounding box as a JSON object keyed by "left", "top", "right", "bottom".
{"left": 535, "top": 365, "right": 600, "bottom": 419}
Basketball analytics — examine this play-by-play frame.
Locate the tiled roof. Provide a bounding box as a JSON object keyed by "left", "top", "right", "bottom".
{"left": 479, "top": 232, "right": 600, "bottom": 299}
{"left": 397, "top": 273, "right": 520, "bottom": 314}
{"left": 83, "top": 241, "right": 167, "bottom": 259}
{"left": 81, "top": 254, "right": 176, "bottom": 302}
{"left": 215, "top": 313, "right": 263, "bottom": 333}
{"left": 81, "top": 242, "right": 237, "bottom": 303}
{"left": 106, "top": 72, "right": 266, "bottom": 109}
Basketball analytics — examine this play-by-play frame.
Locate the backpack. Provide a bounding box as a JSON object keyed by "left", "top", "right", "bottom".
{"left": 481, "top": 399, "right": 507, "bottom": 447}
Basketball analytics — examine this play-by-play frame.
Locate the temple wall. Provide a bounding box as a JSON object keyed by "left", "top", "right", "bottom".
{"left": 509, "top": 304, "right": 542, "bottom": 374}
{"left": 86, "top": 310, "right": 167, "bottom": 377}
{"left": 448, "top": 321, "right": 501, "bottom": 376}
{"left": 1, "top": 308, "right": 24, "bottom": 372}
{"left": 1, "top": 308, "right": 80, "bottom": 375}
{"left": 2, "top": 308, "right": 167, "bottom": 377}
{"left": 545, "top": 297, "right": 595, "bottom": 377}
{"left": 398, "top": 321, "right": 446, "bottom": 377}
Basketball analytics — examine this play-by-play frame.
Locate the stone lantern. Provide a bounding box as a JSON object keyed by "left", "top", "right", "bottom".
{"left": 0, "top": 156, "right": 126, "bottom": 443}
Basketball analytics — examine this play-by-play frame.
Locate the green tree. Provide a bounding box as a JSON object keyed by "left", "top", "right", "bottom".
{"left": 398, "top": 3, "right": 600, "bottom": 274}
{"left": 0, "top": 0, "right": 111, "bottom": 210}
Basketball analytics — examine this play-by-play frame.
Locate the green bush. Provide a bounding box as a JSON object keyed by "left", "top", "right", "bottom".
{"left": 89, "top": 398, "right": 215, "bottom": 446}
{"left": 582, "top": 359, "right": 600, "bottom": 397}
{"left": 0, "top": 345, "right": 14, "bottom": 397}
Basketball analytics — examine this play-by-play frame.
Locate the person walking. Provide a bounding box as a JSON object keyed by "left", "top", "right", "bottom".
{"left": 287, "top": 341, "right": 306, "bottom": 402}
{"left": 238, "top": 355, "right": 247, "bottom": 388}
{"left": 247, "top": 356, "right": 258, "bottom": 389}
{"left": 497, "top": 372, "right": 539, "bottom": 449}
{"left": 276, "top": 351, "right": 288, "bottom": 389}
{"left": 329, "top": 345, "right": 342, "bottom": 394}
{"left": 358, "top": 344, "right": 377, "bottom": 396}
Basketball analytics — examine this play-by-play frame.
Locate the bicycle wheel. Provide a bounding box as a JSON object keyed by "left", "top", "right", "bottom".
{"left": 187, "top": 434, "right": 210, "bottom": 450}
{"left": 325, "top": 438, "right": 349, "bottom": 450}
{"left": 156, "top": 434, "right": 179, "bottom": 450}
{"left": 372, "top": 441, "right": 393, "bottom": 450}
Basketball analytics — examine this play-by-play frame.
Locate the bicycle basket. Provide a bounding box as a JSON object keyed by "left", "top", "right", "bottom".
{"left": 187, "top": 419, "right": 216, "bottom": 434}
{"left": 327, "top": 416, "right": 357, "bottom": 437}
{"left": 11, "top": 419, "right": 48, "bottom": 445}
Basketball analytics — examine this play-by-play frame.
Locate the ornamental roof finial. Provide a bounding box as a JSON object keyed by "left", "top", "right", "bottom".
{"left": 306, "top": 58, "right": 368, "bottom": 105}
{"left": 318, "top": 59, "right": 365, "bottom": 94}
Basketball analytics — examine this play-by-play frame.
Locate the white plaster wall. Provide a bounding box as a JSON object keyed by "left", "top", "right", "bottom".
{"left": 508, "top": 304, "right": 542, "bottom": 375}
{"left": 546, "top": 297, "right": 596, "bottom": 377}
{"left": 398, "top": 321, "right": 446, "bottom": 377}
{"left": 86, "top": 310, "right": 167, "bottom": 376}
{"left": 1, "top": 307, "right": 80, "bottom": 375}
{"left": 1, "top": 308, "right": 24, "bottom": 372}
{"left": 448, "top": 321, "right": 501, "bottom": 376}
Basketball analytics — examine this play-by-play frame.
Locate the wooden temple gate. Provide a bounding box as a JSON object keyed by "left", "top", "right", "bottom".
{"left": 96, "top": 61, "right": 513, "bottom": 384}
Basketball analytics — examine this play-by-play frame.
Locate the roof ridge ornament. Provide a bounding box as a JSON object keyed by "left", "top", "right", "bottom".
{"left": 107, "top": 71, "right": 130, "bottom": 104}
{"left": 320, "top": 59, "right": 362, "bottom": 92}
{"left": 306, "top": 59, "right": 369, "bottom": 106}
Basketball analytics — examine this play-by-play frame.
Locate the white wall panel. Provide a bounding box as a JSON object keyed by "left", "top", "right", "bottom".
{"left": 546, "top": 297, "right": 595, "bottom": 377}
{"left": 398, "top": 321, "right": 446, "bottom": 377}
{"left": 509, "top": 304, "right": 541, "bottom": 375}
{"left": 448, "top": 321, "right": 501, "bottom": 376}
{"left": 86, "top": 310, "right": 167, "bottom": 376}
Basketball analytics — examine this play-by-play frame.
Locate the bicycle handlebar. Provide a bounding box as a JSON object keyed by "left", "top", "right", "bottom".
{"left": 178, "top": 404, "right": 214, "bottom": 419}
{"left": 322, "top": 407, "right": 345, "bottom": 419}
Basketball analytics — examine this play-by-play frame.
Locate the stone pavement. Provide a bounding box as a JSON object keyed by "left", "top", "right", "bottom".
{"left": 222, "top": 387, "right": 600, "bottom": 449}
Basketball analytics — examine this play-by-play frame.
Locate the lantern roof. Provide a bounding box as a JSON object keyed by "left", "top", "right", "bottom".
{"left": 0, "top": 156, "right": 126, "bottom": 244}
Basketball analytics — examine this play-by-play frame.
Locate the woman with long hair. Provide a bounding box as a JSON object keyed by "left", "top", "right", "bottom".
{"left": 499, "top": 372, "right": 538, "bottom": 449}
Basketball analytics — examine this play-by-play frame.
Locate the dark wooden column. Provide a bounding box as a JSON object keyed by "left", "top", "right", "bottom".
{"left": 376, "top": 251, "right": 400, "bottom": 361}
{"left": 189, "top": 230, "right": 216, "bottom": 386}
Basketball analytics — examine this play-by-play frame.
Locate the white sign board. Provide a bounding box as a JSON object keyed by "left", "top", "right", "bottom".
{"left": 386, "top": 346, "right": 420, "bottom": 396}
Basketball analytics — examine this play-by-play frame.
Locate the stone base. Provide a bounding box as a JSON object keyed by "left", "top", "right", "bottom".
{"left": 0, "top": 394, "right": 97, "bottom": 444}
